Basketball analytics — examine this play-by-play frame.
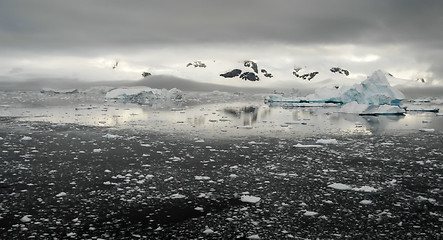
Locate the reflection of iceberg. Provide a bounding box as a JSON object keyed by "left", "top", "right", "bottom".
{"left": 105, "top": 87, "right": 183, "bottom": 105}
{"left": 340, "top": 102, "right": 406, "bottom": 116}
{"left": 404, "top": 105, "right": 439, "bottom": 112}
{"left": 266, "top": 70, "right": 405, "bottom": 105}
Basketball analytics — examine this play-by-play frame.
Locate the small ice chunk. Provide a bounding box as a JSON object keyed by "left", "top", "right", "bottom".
{"left": 352, "top": 186, "right": 378, "bottom": 193}
{"left": 328, "top": 183, "right": 352, "bottom": 190}
{"left": 247, "top": 234, "right": 260, "bottom": 240}
{"left": 102, "top": 134, "right": 120, "bottom": 139}
{"left": 293, "top": 143, "right": 322, "bottom": 148}
{"left": 195, "top": 176, "right": 211, "bottom": 180}
{"left": 316, "top": 139, "right": 338, "bottom": 144}
{"left": 360, "top": 200, "right": 373, "bottom": 205}
{"left": 93, "top": 149, "right": 102, "bottom": 153}
{"left": 194, "top": 207, "right": 204, "bottom": 212}
{"left": 419, "top": 128, "right": 435, "bottom": 132}
{"left": 240, "top": 195, "right": 261, "bottom": 203}
{"left": 56, "top": 192, "right": 67, "bottom": 197}
{"left": 303, "top": 211, "right": 318, "bottom": 216}
{"left": 20, "top": 136, "right": 32, "bottom": 141}
{"left": 20, "top": 216, "right": 31, "bottom": 223}
{"left": 203, "top": 228, "right": 216, "bottom": 234}
{"left": 169, "top": 193, "right": 186, "bottom": 199}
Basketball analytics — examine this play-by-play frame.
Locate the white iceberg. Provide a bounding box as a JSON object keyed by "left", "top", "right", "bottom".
{"left": 105, "top": 87, "right": 183, "bottom": 104}
{"left": 308, "top": 70, "right": 405, "bottom": 105}
{"left": 267, "top": 70, "right": 405, "bottom": 105}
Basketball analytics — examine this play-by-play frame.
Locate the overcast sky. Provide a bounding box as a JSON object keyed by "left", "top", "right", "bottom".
{"left": 1, "top": 0, "right": 443, "bottom": 88}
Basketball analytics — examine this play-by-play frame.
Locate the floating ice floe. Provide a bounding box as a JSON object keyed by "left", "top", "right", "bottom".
{"left": 328, "top": 183, "right": 352, "bottom": 190}
{"left": 194, "top": 207, "right": 204, "bottom": 212}
{"left": 293, "top": 143, "right": 322, "bottom": 148}
{"left": 56, "top": 192, "right": 67, "bottom": 197}
{"left": 20, "top": 136, "right": 32, "bottom": 141}
{"left": 316, "top": 139, "right": 338, "bottom": 145}
{"left": 20, "top": 215, "right": 32, "bottom": 223}
{"left": 247, "top": 234, "right": 261, "bottom": 240}
{"left": 195, "top": 176, "right": 211, "bottom": 180}
{"left": 303, "top": 211, "right": 319, "bottom": 216}
{"left": 419, "top": 128, "right": 435, "bottom": 132}
{"left": 352, "top": 186, "right": 378, "bottom": 193}
{"left": 359, "top": 200, "right": 373, "bottom": 205}
{"left": 203, "top": 228, "right": 216, "bottom": 234}
{"left": 102, "top": 134, "right": 120, "bottom": 139}
{"left": 240, "top": 195, "right": 261, "bottom": 203}
{"left": 169, "top": 193, "right": 186, "bottom": 199}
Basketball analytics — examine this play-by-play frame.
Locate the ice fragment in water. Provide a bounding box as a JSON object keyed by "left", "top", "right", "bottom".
{"left": 303, "top": 211, "right": 318, "bottom": 216}
{"left": 316, "top": 139, "right": 338, "bottom": 145}
{"left": 56, "top": 192, "right": 67, "bottom": 197}
{"left": 360, "top": 200, "right": 373, "bottom": 205}
{"left": 328, "top": 183, "right": 352, "bottom": 190}
{"left": 20, "top": 136, "right": 32, "bottom": 141}
{"left": 20, "top": 216, "right": 31, "bottom": 223}
{"left": 240, "top": 195, "right": 261, "bottom": 203}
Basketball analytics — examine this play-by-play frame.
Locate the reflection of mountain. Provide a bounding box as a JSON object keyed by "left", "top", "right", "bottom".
{"left": 224, "top": 106, "right": 260, "bottom": 125}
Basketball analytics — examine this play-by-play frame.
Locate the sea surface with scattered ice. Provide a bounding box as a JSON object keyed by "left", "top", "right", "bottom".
{"left": 0, "top": 88, "right": 442, "bottom": 239}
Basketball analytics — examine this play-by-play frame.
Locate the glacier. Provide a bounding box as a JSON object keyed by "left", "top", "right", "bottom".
{"left": 267, "top": 70, "right": 405, "bottom": 105}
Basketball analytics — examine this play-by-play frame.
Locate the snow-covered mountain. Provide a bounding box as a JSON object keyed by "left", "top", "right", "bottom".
{"left": 136, "top": 59, "right": 427, "bottom": 91}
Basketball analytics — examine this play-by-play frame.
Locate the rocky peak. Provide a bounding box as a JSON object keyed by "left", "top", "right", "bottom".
{"left": 293, "top": 67, "right": 319, "bottom": 81}
{"left": 220, "top": 60, "right": 273, "bottom": 82}
{"left": 330, "top": 67, "right": 350, "bottom": 76}
{"left": 186, "top": 61, "right": 207, "bottom": 68}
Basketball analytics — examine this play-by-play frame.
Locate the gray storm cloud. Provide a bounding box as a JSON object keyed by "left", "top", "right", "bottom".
{"left": 0, "top": 0, "right": 442, "bottom": 86}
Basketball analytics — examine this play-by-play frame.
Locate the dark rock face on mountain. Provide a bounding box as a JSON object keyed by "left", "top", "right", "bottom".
{"left": 220, "top": 69, "right": 242, "bottom": 78}
{"left": 293, "top": 67, "right": 319, "bottom": 81}
{"left": 330, "top": 67, "right": 350, "bottom": 76}
{"left": 417, "top": 78, "right": 426, "bottom": 83}
{"left": 244, "top": 61, "right": 258, "bottom": 73}
{"left": 261, "top": 69, "right": 273, "bottom": 78}
{"left": 220, "top": 60, "right": 272, "bottom": 82}
{"left": 142, "top": 72, "right": 152, "bottom": 78}
{"left": 240, "top": 72, "right": 259, "bottom": 81}
{"left": 186, "top": 61, "right": 206, "bottom": 68}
